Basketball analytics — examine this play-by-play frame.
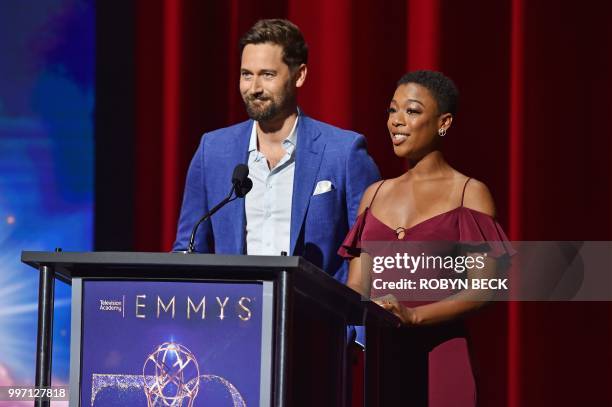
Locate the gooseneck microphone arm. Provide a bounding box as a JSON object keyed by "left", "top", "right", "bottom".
{"left": 186, "top": 164, "right": 253, "bottom": 254}
{"left": 187, "top": 185, "right": 236, "bottom": 253}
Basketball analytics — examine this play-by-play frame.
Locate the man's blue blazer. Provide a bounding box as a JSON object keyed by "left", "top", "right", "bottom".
{"left": 173, "top": 114, "right": 380, "bottom": 282}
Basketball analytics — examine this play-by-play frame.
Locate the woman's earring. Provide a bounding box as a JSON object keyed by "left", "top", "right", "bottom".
{"left": 438, "top": 128, "right": 447, "bottom": 137}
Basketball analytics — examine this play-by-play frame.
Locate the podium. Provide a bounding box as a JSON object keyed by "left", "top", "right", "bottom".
{"left": 22, "top": 251, "right": 400, "bottom": 407}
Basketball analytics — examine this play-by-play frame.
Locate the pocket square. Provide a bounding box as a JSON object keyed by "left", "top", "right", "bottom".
{"left": 313, "top": 180, "right": 334, "bottom": 195}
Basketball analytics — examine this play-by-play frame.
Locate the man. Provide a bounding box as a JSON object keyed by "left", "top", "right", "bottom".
{"left": 173, "top": 19, "right": 379, "bottom": 283}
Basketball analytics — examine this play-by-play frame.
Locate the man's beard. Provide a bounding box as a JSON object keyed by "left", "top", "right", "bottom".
{"left": 244, "top": 95, "right": 281, "bottom": 122}
{"left": 243, "top": 88, "right": 293, "bottom": 122}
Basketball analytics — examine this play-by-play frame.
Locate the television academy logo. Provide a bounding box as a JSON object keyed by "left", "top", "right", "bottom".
{"left": 99, "top": 296, "right": 125, "bottom": 317}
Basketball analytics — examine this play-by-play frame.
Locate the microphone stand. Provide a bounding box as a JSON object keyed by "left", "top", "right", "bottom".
{"left": 186, "top": 184, "right": 238, "bottom": 253}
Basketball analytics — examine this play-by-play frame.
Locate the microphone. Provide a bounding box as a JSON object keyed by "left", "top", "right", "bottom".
{"left": 232, "top": 164, "right": 253, "bottom": 198}
{"left": 187, "top": 164, "right": 252, "bottom": 253}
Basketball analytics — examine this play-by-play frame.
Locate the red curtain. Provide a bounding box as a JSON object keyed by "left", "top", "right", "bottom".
{"left": 132, "top": 0, "right": 612, "bottom": 405}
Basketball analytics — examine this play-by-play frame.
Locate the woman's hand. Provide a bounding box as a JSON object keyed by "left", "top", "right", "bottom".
{"left": 373, "top": 294, "right": 418, "bottom": 326}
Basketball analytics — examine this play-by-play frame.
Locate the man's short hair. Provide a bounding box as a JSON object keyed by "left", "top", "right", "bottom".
{"left": 239, "top": 19, "right": 308, "bottom": 69}
{"left": 397, "top": 70, "right": 459, "bottom": 116}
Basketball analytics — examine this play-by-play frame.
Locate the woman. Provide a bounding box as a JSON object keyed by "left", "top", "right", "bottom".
{"left": 339, "top": 70, "right": 514, "bottom": 406}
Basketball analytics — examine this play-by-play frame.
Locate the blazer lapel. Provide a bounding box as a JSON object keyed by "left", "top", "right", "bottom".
{"left": 290, "top": 116, "right": 324, "bottom": 254}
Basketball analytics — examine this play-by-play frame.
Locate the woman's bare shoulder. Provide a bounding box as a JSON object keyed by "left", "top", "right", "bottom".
{"left": 461, "top": 177, "right": 496, "bottom": 217}
{"left": 357, "top": 180, "right": 387, "bottom": 214}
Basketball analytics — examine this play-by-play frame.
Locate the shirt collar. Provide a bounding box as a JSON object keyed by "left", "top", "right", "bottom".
{"left": 248, "top": 109, "right": 300, "bottom": 153}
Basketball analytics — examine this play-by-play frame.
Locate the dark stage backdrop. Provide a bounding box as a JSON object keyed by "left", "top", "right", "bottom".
{"left": 95, "top": 0, "right": 612, "bottom": 405}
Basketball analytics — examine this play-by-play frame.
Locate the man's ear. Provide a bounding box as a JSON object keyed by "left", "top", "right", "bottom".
{"left": 294, "top": 64, "right": 307, "bottom": 88}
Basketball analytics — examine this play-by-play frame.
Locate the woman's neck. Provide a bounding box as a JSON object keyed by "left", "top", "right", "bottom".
{"left": 406, "top": 150, "right": 453, "bottom": 180}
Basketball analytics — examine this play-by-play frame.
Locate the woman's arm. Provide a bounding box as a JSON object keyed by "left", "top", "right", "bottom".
{"left": 347, "top": 253, "right": 373, "bottom": 297}
{"left": 345, "top": 181, "right": 384, "bottom": 296}
{"left": 376, "top": 254, "right": 498, "bottom": 325}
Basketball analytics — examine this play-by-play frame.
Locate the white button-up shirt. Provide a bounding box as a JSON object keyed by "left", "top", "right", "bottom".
{"left": 245, "top": 116, "right": 299, "bottom": 255}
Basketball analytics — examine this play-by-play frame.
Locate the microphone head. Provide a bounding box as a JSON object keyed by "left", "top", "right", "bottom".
{"left": 235, "top": 177, "right": 253, "bottom": 198}
{"left": 232, "top": 164, "right": 252, "bottom": 198}
{"left": 232, "top": 164, "right": 249, "bottom": 184}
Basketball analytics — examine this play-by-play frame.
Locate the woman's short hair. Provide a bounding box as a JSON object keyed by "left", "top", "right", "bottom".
{"left": 239, "top": 19, "right": 308, "bottom": 70}
{"left": 397, "top": 70, "right": 459, "bottom": 116}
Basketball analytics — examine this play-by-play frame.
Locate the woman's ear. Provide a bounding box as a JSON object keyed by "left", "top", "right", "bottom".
{"left": 439, "top": 113, "right": 453, "bottom": 132}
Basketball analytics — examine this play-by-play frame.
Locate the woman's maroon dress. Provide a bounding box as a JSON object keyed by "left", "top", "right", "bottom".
{"left": 338, "top": 179, "right": 515, "bottom": 406}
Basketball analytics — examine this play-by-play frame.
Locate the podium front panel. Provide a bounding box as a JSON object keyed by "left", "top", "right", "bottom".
{"left": 70, "top": 278, "right": 274, "bottom": 407}
{"left": 22, "top": 252, "right": 399, "bottom": 407}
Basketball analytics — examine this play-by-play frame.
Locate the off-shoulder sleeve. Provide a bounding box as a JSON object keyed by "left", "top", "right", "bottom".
{"left": 338, "top": 210, "right": 368, "bottom": 259}
{"left": 458, "top": 208, "right": 517, "bottom": 259}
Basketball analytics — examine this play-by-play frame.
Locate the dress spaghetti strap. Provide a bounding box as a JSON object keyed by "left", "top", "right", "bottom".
{"left": 460, "top": 177, "right": 472, "bottom": 207}
{"left": 369, "top": 180, "right": 386, "bottom": 207}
